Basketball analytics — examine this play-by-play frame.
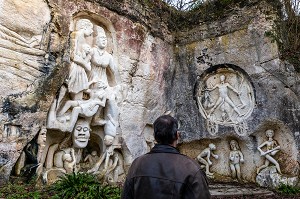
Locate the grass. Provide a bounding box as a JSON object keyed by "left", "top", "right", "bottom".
{"left": 0, "top": 173, "right": 121, "bottom": 199}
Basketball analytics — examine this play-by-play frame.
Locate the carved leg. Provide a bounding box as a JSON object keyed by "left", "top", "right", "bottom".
{"left": 230, "top": 164, "right": 236, "bottom": 179}
{"left": 257, "top": 159, "right": 270, "bottom": 174}
{"left": 235, "top": 164, "right": 241, "bottom": 180}
{"left": 266, "top": 154, "right": 282, "bottom": 174}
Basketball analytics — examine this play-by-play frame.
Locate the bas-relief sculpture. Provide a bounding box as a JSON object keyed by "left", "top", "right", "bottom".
{"left": 41, "top": 18, "right": 124, "bottom": 184}
{"left": 196, "top": 68, "right": 255, "bottom": 136}
{"left": 255, "top": 129, "right": 298, "bottom": 188}
{"left": 196, "top": 143, "right": 218, "bottom": 177}
{"left": 229, "top": 140, "right": 244, "bottom": 181}
{"left": 256, "top": 129, "right": 281, "bottom": 175}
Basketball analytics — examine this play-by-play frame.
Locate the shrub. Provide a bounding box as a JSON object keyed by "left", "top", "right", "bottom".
{"left": 50, "top": 172, "right": 121, "bottom": 199}
{"left": 277, "top": 183, "right": 300, "bottom": 195}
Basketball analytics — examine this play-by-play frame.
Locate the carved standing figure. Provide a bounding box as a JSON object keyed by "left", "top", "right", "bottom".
{"left": 206, "top": 75, "right": 242, "bottom": 116}
{"left": 257, "top": 129, "right": 282, "bottom": 174}
{"left": 229, "top": 140, "right": 244, "bottom": 181}
{"left": 89, "top": 26, "right": 119, "bottom": 138}
{"left": 196, "top": 143, "right": 219, "bottom": 176}
{"left": 68, "top": 19, "right": 93, "bottom": 100}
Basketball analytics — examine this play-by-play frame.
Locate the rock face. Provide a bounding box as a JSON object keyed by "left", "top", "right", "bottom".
{"left": 256, "top": 166, "right": 298, "bottom": 189}
{"left": 0, "top": 0, "right": 299, "bottom": 187}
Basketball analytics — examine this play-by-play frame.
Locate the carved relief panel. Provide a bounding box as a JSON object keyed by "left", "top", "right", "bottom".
{"left": 38, "top": 17, "right": 124, "bottom": 185}
{"left": 196, "top": 65, "right": 255, "bottom": 136}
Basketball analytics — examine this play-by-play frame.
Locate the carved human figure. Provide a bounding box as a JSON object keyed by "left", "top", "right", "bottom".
{"left": 206, "top": 75, "right": 242, "bottom": 116}
{"left": 68, "top": 19, "right": 93, "bottom": 100}
{"left": 84, "top": 151, "right": 99, "bottom": 167}
{"left": 257, "top": 129, "right": 282, "bottom": 174}
{"left": 62, "top": 148, "right": 76, "bottom": 173}
{"left": 87, "top": 135, "right": 116, "bottom": 174}
{"left": 89, "top": 26, "right": 115, "bottom": 85}
{"left": 229, "top": 140, "right": 244, "bottom": 181}
{"left": 37, "top": 126, "right": 47, "bottom": 163}
{"left": 196, "top": 143, "right": 219, "bottom": 176}
{"left": 106, "top": 150, "right": 124, "bottom": 185}
{"left": 47, "top": 119, "right": 91, "bottom": 170}
{"left": 57, "top": 81, "right": 107, "bottom": 132}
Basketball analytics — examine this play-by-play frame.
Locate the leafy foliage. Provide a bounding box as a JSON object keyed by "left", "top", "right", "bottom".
{"left": 277, "top": 183, "right": 300, "bottom": 195}
{"left": 0, "top": 173, "right": 121, "bottom": 199}
{"left": 50, "top": 172, "right": 121, "bottom": 199}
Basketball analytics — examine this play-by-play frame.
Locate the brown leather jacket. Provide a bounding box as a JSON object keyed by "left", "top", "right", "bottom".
{"left": 122, "top": 144, "right": 211, "bottom": 199}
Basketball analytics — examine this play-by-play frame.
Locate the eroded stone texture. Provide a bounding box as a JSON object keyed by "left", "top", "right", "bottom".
{"left": 0, "top": 0, "right": 299, "bottom": 188}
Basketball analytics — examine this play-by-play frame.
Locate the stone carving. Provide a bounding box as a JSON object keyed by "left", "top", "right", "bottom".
{"left": 196, "top": 69, "right": 255, "bottom": 136}
{"left": 84, "top": 151, "right": 99, "bottom": 167}
{"left": 257, "top": 129, "right": 282, "bottom": 174}
{"left": 41, "top": 18, "right": 123, "bottom": 184}
{"left": 196, "top": 143, "right": 218, "bottom": 176}
{"left": 87, "top": 135, "right": 124, "bottom": 185}
{"left": 68, "top": 19, "right": 93, "bottom": 100}
{"left": 229, "top": 140, "right": 244, "bottom": 181}
{"left": 14, "top": 127, "right": 47, "bottom": 178}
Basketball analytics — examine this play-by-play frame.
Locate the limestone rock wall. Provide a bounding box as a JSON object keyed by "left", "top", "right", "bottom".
{"left": 0, "top": 0, "right": 172, "bottom": 183}
{"left": 166, "top": 1, "right": 300, "bottom": 184}
{"left": 0, "top": 0, "right": 298, "bottom": 187}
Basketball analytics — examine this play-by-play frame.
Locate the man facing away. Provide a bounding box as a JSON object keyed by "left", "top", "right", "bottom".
{"left": 122, "top": 115, "right": 211, "bottom": 199}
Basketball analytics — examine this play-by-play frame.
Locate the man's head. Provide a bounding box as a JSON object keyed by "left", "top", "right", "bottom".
{"left": 153, "top": 115, "right": 178, "bottom": 145}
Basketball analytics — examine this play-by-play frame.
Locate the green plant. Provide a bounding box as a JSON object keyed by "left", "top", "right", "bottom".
{"left": 0, "top": 182, "right": 42, "bottom": 199}
{"left": 50, "top": 172, "right": 121, "bottom": 199}
{"left": 277, "top": 183, "right": 300, "bottom": 195}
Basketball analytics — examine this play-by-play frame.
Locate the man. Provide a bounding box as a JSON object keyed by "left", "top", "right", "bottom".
{"left": 122, "top": 115, "right": 211, "bottom": 199}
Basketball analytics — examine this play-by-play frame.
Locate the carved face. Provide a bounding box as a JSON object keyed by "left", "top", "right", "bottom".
{"left": 104, "top": 135, "right": 114, "bottom": 146}
{"left": 265, "top": 129, "right": 274, "bottom": 138}
{"left": 96, "top": 34, "right": 107, "bottom": 49}
{"left": 37, "top": 127, "right": 47, "bottom": 145}
{"left": 230, "top": 140, "right": 238, "bottom": 150}
{"left": 72, "top": 120, "right": 90, "bottom": 148}
{"left": 220, "top": 75, "right": 225, "bottom": 82}
{"left": 84, "top": 24, "right": 93, "bottom": 37}
{"left": 209, "top": 143, "right": 216, "bottom": 150}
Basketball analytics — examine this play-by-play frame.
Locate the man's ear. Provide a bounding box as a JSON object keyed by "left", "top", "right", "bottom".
{"left": 176, "top": 131, "right": 180, "bottom": 140}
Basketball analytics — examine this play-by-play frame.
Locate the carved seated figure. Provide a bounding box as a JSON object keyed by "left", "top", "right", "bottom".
{"left": 257, "top": 129, "right": 282, "bottom": 174}
{"left": 196, "top": 143, "right": 218, "bottom": 176}
{"left": 229, "top": 140, "right": 244, "bottom": 181}
{"left": 84, "top": 151, "right": 99, "bottom": 167}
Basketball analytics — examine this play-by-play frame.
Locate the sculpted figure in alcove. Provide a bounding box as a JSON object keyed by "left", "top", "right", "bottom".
{"left": 43, "top": 18, "right": 122, "bottom": 184}
{"left": 87, "top": 135, "right": 125, "bottom": 185}
{"left": 196, "top": 143, "right": 218, "bottom": 176}
{"left": 14, "top": 126, "right": 47, "bottom": 177}
{"left": 196, "top": 69, "right": 255, "bottom": 136}
{"left": 229, "top": 140, "right": 244, "bottom": 181}
{"left": 257, "top": 129, "right": 282, "bottom": 174}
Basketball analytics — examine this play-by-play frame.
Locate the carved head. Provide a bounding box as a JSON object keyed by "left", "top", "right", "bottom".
{"left": 265, "top": 129, "right": 274, "bottom": 138}
{"left": 75, "top": 19, "right": 93, "bottom": 36}
{"left": 104, "top": 135, "right": 115, "bottom": 146}
{"left": 72, "top": 119, "right": 91, "bottom": 148}
{"left": 209, "top": 143, "right": 216, "bottom": 150}
{"left": 82, "top": 43, "right": 91, "bottom": 55}
{"left": 95, "top": 26, "right": 107, "bottom": 49}
{"left": 230, "top": 140, "right": 239, "bottom": 150}
{"left": 220, "top": 75, "right": 225, "bottom": 82}
{"left": 37, "top": 126, "right": 47, "bottom": 146}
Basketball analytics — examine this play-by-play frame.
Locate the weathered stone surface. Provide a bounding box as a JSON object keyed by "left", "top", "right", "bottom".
{"left": 256, "top": 166, "right": 298, "bottom": 189}
{"left": 0, "top": 0, "right": 298, "bottom": 188}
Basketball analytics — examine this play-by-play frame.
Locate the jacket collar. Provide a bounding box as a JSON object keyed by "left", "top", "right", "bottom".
{"left": 149, "top": 144, "right": 180, "bottom": 154}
